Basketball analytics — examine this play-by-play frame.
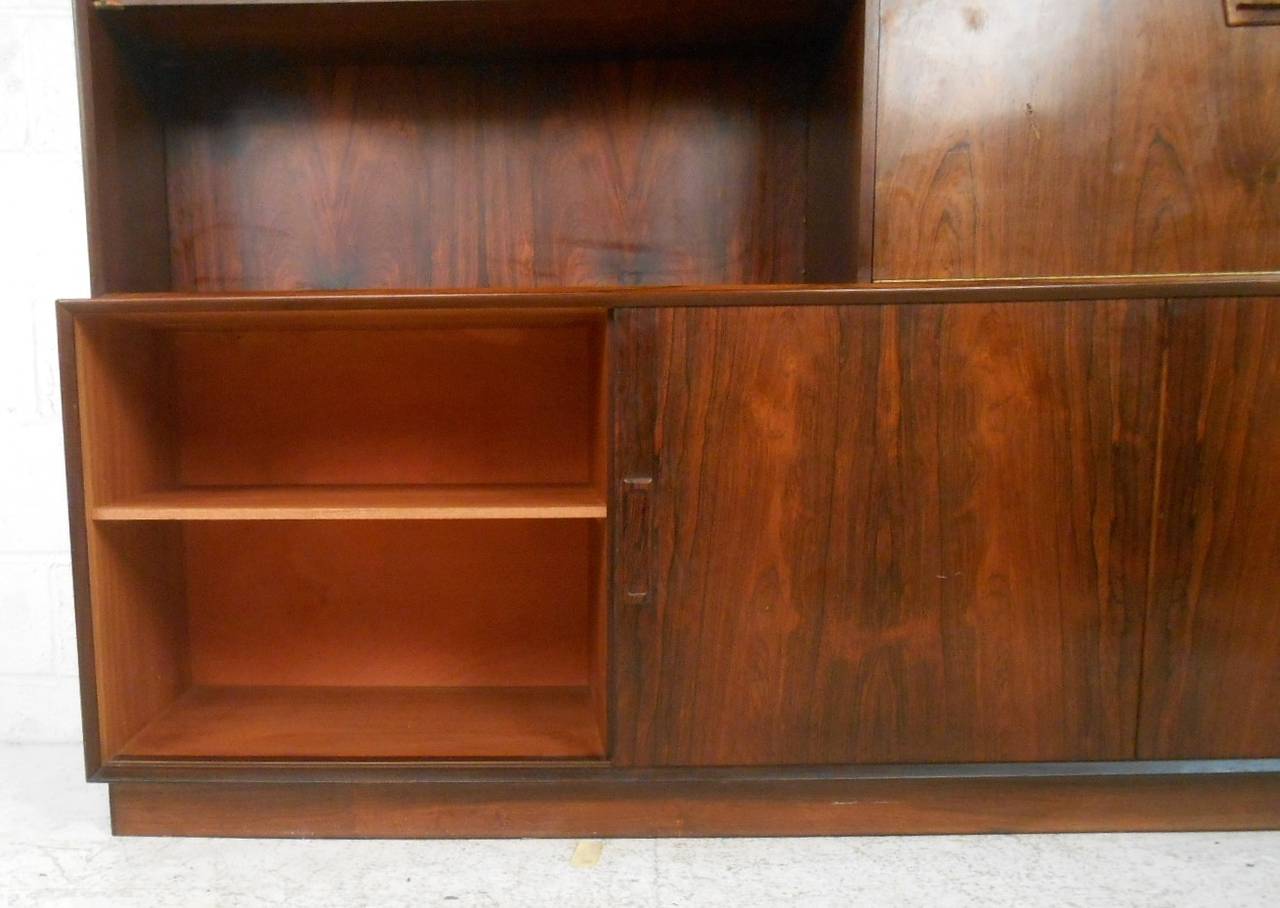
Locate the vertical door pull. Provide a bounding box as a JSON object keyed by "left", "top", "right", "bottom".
{"left": 620, "top": 476, "right": 653, "bottom": 604}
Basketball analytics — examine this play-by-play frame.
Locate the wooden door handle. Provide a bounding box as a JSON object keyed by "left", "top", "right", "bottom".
{"left": 620, "top": 476, "right": 653, "bottom": 604}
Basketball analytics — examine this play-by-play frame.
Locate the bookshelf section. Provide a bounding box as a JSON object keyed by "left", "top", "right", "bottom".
{"left": 71, "top": 305, "right": 609, "bottom": 763}
{"left": 78, "top": 0, "right": 870, "bottom": 293}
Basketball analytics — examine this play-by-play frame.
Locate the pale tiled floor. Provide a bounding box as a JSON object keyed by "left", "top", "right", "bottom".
{"left": 1, "top": 744, "right": 1277, "bottom": 907}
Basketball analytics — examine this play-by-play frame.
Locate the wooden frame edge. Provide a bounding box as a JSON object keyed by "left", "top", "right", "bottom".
{"left": 57, "top": 273, "right": 1280, "bottom": 314}
{"left": 855, "top": 0, "right": 881, "bottom": 281}
{"left": 57, "top": 304, "right": 103, "bottom": 778}
{"left": 109, "top": 772, "right": 1280, "bottom": 838}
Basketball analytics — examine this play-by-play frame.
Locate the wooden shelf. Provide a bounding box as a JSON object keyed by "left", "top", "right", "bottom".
{"left": 63, "top": 272, "right": 1280, "bottom": 318}
{"left": 85, "top": 0, "right": 833, "bottom": 62}
{"left": 93, "top": 485, "right": 606, "bottom": 521}
{"left": 118, "top": 685, "right": 604, "bottom": 760}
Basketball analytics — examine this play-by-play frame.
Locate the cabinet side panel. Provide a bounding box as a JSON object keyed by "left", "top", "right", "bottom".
{"left": 87, "top": 523, "right": 190, "bottom": 762}
{"left": 74, "top": 0, "right": 171, "bottom": 292}
{"left": 1140, "top": 297, "right": 1280, "bottom": 758}
{"left": 73, "top": 319, "right": 188, "bottom": 760}
{"left": 631, "top": 302, "right": 1160, "bottom": 766}
{"left": 57, "top": 308, "right": 101, "bottom": 775}
{"left": 873, "top": 0, "right": 1280, "bottom": 279}
{"left": 804, "top": 0, "right": 878, "bottom": 283}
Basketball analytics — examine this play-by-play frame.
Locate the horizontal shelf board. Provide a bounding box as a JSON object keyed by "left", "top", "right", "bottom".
{"left": 119, "top": 685, "right": 604, "bottom": 760}
{"left": 93, "top": 0, "right": 479, "bottom": 5}
{"left": 93, "top": 484, "right": 606, "bottom": 521}
{"left": 60, "top": 271, "right": 1280, "bottom": 318}
{"left": 86, "top": 0, "right": 832, "bottom": 60}
{"left": 69, "top": 306, "right": 606, "bottom": 331}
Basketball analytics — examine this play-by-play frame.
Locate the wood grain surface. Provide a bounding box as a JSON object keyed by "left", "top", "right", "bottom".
{"left": 119, "top": 685, "right": 604, "bottom": 760}
{"left": 108, "top": 771, "right": 1280, "bottom": 837}
{"left": 804, "top": 0, "right": 877, "bottom": 283}
{"left": 165, "top": 57, "right": 808, "bottom": 290}
{"left": 183, "top": 520, "right": 596, "bottom": 690}
{"left": 73, "top": 0, "right": 171, "bottom": 294}
{"left": 92, "top": 484, "right": 607, "bottom": 521}
{"left": 169, "top": 324, "right": 602, "bottom": 486}
{"left": 1140, "top": 297, "right": 1280, "bottom": 758}
{"left": 617, "top": 301, "right": 1164, "bottom": 766}
{"left": 73, "top": 320, "right": 187, "bottom": 761}
{"left": 873, "top": 0, "right": 1280, "bottom": 279}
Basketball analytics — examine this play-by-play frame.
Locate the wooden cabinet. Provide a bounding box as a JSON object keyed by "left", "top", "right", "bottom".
{"left": 616, "top": 297, "right": 1280, "bottom": 768}
{"left": 58, "top": 0, "right": 1280, "bottom": 836}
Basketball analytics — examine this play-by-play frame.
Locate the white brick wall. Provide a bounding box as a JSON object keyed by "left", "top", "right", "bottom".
{"left": 0, "top": 0, "right": 90, "bottom": 743}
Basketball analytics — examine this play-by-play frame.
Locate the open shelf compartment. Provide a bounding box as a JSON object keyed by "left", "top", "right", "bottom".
{"left": 75, "top": 306, "right": 608, "bottom": 517}
{"left": 71, "top": 304, "right": 609, "bottom": 762}
{"left": 80, "top": 0, "right": 872, "bottom": 294}
{"left": 96, "top": 518, "right": 607, "bottom": 761}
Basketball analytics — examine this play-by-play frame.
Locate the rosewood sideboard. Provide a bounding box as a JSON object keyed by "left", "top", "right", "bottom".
{"left": 59, "top": 0, "right": 1280, "bottom": 836}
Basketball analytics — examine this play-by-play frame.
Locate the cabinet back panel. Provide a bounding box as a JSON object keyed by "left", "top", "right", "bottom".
{"left": 873, "top": 0, "right": 1280, "bottom": 279}
{"left": 164, "top": 57, "right": 808, "bottom": 291}
{"left": 173, "top": 324, "right": 600, "bottom": 486}
{"left": 184, "top": 520, "right": 594, "bottom": 688}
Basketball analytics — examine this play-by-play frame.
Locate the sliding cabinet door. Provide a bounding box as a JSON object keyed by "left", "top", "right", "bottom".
{"left": 614, "top": 302, "right": 1162, "bottom": 766}
{"left": 1140, "top": 298, "right": 1280, "bottom": 759}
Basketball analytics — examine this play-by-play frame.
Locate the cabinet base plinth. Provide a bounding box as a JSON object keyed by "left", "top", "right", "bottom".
{"left": 108, "top": 773, "right": 1280, "bottom": 838}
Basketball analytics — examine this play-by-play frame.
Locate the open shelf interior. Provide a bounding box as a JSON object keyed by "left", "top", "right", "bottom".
{"left": 76, "top": 307, "right": 609, "bottom": 761}
{"left": 76, "top": 309, "right": 608, "bottom": 513}
{"left": 84, "top": 0, "right": 870, "bottom": 293}
{"left": 120, "top": 685, "right": 605, "bottom": 761}
{"left": 96, "top": 519, "right": 607, "bottom": 760}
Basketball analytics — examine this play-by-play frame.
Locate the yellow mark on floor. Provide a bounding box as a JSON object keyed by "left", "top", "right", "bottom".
{"left": 571, "top": 840, "right": 604, "bottom": 868}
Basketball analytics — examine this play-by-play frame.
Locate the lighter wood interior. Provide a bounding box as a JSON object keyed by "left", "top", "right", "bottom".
{"left": 120, "top": 685, "right": 604, "bottom": 760}
{"left": 184, "top": 521, "right": 595, "bottom": 689}
{"left": 77, "top": 311, "right": 608, "bottom": 504}
{"left": 94, "top": 519, "right": 606, "bottom": 761}
{"left": 93, "top": 484, "right": 606, "bottom": 521}
{"left": 75, "top": 308, "right": 610, "bottom": 762}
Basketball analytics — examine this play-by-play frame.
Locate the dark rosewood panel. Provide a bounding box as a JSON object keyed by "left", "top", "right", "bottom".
{"left": 1140, "top": 298, "right": 1280, "bottom": 759}
{"left": 165, "top": 57, "right": 808, "bottom": 291}
{"left": 873, "top": 0, "right": 1280, "bottom": 279}
{"left": 617, "top": 302, "right": 1163, "bottom": 766}
{"left": 804, "top": 0, "right": 877, "bottom": 283}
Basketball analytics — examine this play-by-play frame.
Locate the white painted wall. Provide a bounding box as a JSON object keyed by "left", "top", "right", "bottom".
{"left": 0, "top": 0, "right": 90, "bottom": 743}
